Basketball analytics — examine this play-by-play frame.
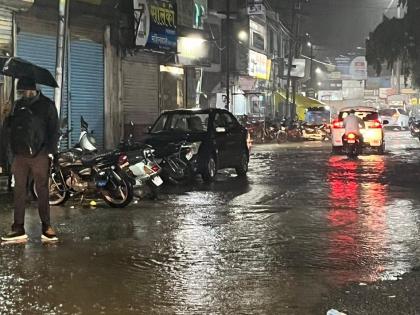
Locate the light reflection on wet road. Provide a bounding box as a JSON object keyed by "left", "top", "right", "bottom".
{"left": 1, "top": 131, "right": 420, "bottom": 314}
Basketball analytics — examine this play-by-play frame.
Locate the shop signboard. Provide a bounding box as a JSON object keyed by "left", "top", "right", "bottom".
{"left": 318, "top": 90, "right": 343, "bottom": 101}
{"left": 134, "top": 0, "right": 177, "bottom": 53}
{"left": 379, "top": 87, "right": 396, "bottom": 99}
{"left": 249, "top": 49, "right": 270, "bottom": 80}
{"left": 349, "top": 56, "right": 367, "bottom": 80}
{"left": 283, "top": 58, "right": 306, "bottom": 78}
{"left": 334, "top": 56, "right": 367, "bottom": 80}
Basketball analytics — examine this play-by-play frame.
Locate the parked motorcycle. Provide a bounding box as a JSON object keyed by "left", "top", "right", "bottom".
{"left": 285, "top": 120, "right": 303, "bottom": 142}
{"left": 409, "top": 117, "right": 420, "bottom": 139}
{"left": 119, "top": 121, "right": 163, "bottom": 199}
{"left": 343, "top": 132, "right": 361, "bottom": 158}
{"left": 300, "top": 122, "right": 328, "bottom": 141}
{"left": 155, "top": 141, "right": 197, "bottom": 184}
{"left": 276, "top": 124, "right": 288, "bottom": 143}
{"left": 34, "top": 117, "right": 134, "bottom": 207}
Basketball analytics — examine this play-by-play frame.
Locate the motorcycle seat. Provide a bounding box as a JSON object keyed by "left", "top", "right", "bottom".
{"left": 81, "top": 150, "right": 117, "bottom": 166}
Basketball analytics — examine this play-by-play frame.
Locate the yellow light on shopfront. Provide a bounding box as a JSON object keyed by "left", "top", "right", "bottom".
{"left": 160, "top": 65, "right": 184, "bottom": 75}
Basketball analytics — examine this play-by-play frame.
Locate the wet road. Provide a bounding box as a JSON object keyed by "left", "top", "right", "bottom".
{"left": 1, "top": 131, "right": 420, "bottom": 314}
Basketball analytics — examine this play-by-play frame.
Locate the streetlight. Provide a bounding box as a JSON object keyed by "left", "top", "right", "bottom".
{"left": 315, "top": 67, "right": 322, "bottom": 74}
{"left": 238, "top": 30, "right": 248, "bottom": 42}
{"left": 307, "top": 41, "right": 313, "bottom": 88}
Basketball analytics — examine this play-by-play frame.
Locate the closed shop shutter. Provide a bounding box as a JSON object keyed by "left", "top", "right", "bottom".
{"left": 16, "top": 32, "right": 57, "bottom": 99}
{"left": 17, "top": 32, "right": 70, "bottom": 148}
{"left": 122, "top": 52, "right": 159, "bottom": 135}
{"left": 17, "top": 33, "right": 104, "bottom": 149}
{"left": 0, "top": 8, "right": 12, "bottom": 54}
{"left": 69, "top": 39, "right": 104, "bottom": 148}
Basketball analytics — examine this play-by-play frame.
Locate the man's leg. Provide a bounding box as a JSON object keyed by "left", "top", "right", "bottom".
{"left": 12, "top": 155, "right": 30, "bottom": 230}
{"left": 30, "top": 153, "right": 51, "bottom": 229}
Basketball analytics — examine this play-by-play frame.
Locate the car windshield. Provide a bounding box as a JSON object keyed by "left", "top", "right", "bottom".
{"left": 379, "top": 109, "right": 397, "bottom": 116}
{"left": 339, "top": 111, "right": 379, "bottom": 121}
{"left": 151, "top": 112, "right": 209, "bottom": 133}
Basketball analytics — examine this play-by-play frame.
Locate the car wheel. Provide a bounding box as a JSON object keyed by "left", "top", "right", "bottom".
{"left": 235, "top": 152, "right": 249, "bottom": 177}
{"left": 332, "top": 146, "right": 342, "bottom": 155}
{"left": 201, "top": 155, "right": 217, "bottom": 182}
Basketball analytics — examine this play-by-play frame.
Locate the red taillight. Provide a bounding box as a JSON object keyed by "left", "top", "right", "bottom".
{"left": 347, "top": 133, "right": 356, "bottom": 139}
{"left": 151, "top": 164, "right": 160, "bottom": 173}
{"left": 332, "top": 120, "right": 343, "bottom": 129}
{"left": 118, "top": 154, "right": 128, "bottom": 166}
{"left": 370, "top": 120, "right": 382, "bottom": 129}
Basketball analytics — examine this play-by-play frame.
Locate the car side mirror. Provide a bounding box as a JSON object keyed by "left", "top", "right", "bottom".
{"left": 382, "top": 120, "right": 389, "bottom": 125}
{"left": 144, "top": 126, "right": 152, "bottom": 134}
{"left": 216, "top": 127, "right": 226, "bottom": 133}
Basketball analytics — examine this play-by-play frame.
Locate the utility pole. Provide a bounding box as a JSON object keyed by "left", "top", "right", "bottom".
{"left": 55, "top": 0, "right": 70, "bottom": 117}
{"left": 309, "top": 43, "right": 313, "bottom": 88}
{"left": 285, "top": 0, "right": 297, "bottom": 118}
{"left": 395, "top": 4, "right": 402, "bottom": 94}
{"left": 225, "top": 0, "right": 230, "bottom": 110}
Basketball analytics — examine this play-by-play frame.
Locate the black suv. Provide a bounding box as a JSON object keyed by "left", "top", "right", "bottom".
{"left": 144, "top": 108, "right": 250, "bottom": 181}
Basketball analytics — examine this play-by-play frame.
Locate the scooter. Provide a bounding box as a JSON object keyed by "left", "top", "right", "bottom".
{"left": 343, "top": 132, "right": 361, "bottom": 158}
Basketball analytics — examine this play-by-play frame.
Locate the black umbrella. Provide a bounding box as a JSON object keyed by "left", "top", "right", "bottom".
{"left": 0, "top": 57, "right": 58, "bottom": 88}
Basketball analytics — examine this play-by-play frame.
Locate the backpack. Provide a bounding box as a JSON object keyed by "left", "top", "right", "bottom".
{"left": 9, "top": 105, "right": 46, "bottom": 157}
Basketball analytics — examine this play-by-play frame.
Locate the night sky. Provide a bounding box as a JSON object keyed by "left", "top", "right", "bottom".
{"left": 300, "top": 0, "right": 399, "bottom": 57}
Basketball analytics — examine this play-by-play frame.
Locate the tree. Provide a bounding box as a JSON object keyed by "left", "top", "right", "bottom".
{"left": 366, "top": 0, "right": 420, "bottom": 85}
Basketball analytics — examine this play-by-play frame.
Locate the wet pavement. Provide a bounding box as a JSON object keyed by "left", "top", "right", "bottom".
{"left": 1, "top": 131, "right": 420, "bottom": 314}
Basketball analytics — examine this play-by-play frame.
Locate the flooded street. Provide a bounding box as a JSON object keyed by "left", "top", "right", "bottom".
{"left": 1, "top": 131, "right": 420, "bottom": 314}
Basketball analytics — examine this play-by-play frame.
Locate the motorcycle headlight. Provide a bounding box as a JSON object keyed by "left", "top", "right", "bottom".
{"left": 189, "top": 142, "right": 202, "bottom": 155}
{"left": 143, "top": 148, "right": 155, "bottom": 158}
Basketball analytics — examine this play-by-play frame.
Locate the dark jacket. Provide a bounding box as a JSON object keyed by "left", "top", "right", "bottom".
{"left": 0, "top": 92, "right": 59, "bottom": 166}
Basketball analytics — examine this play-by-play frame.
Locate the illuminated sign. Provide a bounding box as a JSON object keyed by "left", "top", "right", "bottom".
{"left": 249, "top": 50, "right": 270, "bottom": 80}
{"left": 193, "top": 0, "right": 207, "bottom": 29}
{"left": 134, "top": 0, "right": 177, "bottom": 53}
{"left": 177, "top": 36, "right": 210, "bottom": 66}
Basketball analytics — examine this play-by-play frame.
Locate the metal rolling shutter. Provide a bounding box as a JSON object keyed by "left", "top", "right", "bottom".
{"left": 0, "top": 8, "right": 12, "bottom": 53}
{"left": 69, "top": 39, "right": 104, "bottom": 148}
{"left": 17, "top": 33, "right": 56, "bottom": 99}
{"left": 122, "top": 54, "right": 159, "bottom": 130}
{"left": 17, "top": 32, "right": 70, "bottom": 148}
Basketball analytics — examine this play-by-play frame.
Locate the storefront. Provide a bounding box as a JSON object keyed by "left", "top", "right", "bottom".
{"left": 122, "top": 52, "right": 159, "bottom": 136}
{"left": 15, "top": 9, "right": 105, "bottom": 148}
{"left": 125, "top": 0, "right": 176, "bottom": 134}
{"left": 0, "top": 1, "right": 34, "bottom": 123}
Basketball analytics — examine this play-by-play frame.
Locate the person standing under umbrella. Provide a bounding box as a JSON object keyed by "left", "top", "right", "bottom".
{"left": 0, "top": 77, "right": 59, "bottom": 242}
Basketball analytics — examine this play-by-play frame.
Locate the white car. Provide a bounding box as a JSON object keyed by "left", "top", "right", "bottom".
{"left": 378, "top": 108, "right": 410, "bottom": 129}
{"left": 331, "top": 106, "right": 386, "bottom": 154}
